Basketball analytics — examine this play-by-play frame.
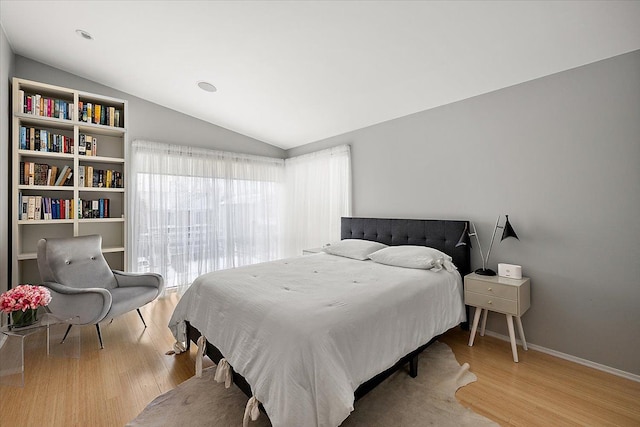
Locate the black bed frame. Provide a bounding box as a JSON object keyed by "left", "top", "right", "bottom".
{"left": 185, "top": 217, "right": 470, "bottom": 414}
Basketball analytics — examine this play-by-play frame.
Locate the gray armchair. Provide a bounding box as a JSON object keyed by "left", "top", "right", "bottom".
{"left": 37, "top": 234, "right": 164, "bottom": 348}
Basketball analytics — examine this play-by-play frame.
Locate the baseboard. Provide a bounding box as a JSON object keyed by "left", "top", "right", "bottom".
{"left": 482, "top": 330, "right": 640, "bottom": 383}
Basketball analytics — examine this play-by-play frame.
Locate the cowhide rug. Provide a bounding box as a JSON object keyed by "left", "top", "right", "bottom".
{"left": 128, "top": 341, "right": 497, "bottom": 426}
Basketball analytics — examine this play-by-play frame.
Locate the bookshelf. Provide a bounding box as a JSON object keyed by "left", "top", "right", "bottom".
{"left": 11, "top": 78, "right": 127, "bottom": 288}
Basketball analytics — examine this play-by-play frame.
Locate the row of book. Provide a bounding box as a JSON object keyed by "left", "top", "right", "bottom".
{"left": 78, "top": 166, "right": 123, "bottom": 188}
{"left": 19, "top": 194, "right": 112, "bottom": 220}
{"left": 19, "top": 195, "right": 74, "bottom": 220}
{"left": 19, "top": 163, "right": 72, "bottom": 186}
{"left": 80, "top": 199, "right": 112, "bottom": 219}
{"left": 19, "top": 162, "right": 123, "bottom": 188}
{"left": 78, "top": 134, "right": 98, "bottom": 156}
{"left": 78, "top": 101, "right": 122, "bottom": 128}
{"left": 19, "top": 126, "right": 73, "bottom": 153}
{"left": 19, "top": 91, "right": 73, "bottom": 120}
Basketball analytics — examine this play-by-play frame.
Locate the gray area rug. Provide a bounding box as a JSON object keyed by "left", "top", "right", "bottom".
{"left": 128, "top": 341, "right": 497, "bottom": 426}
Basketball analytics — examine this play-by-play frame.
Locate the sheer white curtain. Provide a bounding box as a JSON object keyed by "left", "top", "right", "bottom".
{"left": 283, "top": 145, "right": 352, "bottom": 257}
{"left": 129, "top": 140, "right": 284, "bottom": 294}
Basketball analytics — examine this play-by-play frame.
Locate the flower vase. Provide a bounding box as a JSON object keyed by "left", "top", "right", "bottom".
{"left": 11, "top": 308, "right": 38, "bottom": 328}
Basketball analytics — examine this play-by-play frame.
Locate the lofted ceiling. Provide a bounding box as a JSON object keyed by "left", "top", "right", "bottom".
{"left": 1, "top": 1, "right": 639, "bottom": 150}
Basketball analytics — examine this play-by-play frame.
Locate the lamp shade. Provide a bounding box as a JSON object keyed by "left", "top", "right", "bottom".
{"left": 501, "top": 215, "right": 519, "bottom": 241}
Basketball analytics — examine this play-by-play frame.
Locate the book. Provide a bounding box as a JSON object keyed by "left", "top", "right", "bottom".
{"left": 87, "top": 166, "right": 94, "bottom": 187}
{"left": 92, "top": 200, "right": 99, "bottom": 218}
{"left": 34, "top": 195, "right": 42, "bottom": 220}
{"left": 27, "top": 196, "right": 36, "bottom": 220}
{"left": 79, "top": 134, "right": 86, "bottom": 155}
{"left": 64, "top": 170, "right": 73, "bottom": 186}
{"left": 49, "top": 166, "right": 58, "bottom": 186}
{"left": 29, "top": 127, "right": 35, "bottom": 150}
{"left": 54, "top": 165, "right": 70, "bottom": 186}
{"left": 82, "top": 200, "right": 91, "bottom": 218}
{"left": 52, "top": 199, "right": 60, "bottom": 219}
{"left": 78, "top": 166, "right": 85, "bottom": 187}
{"left": 42, "top": 197, "right": 50, "bottom": 220}
{"left": 19, "top": 126, "right": 26, "bottom": 149}
{"left": 34, "top": 163, "right": 48, "bottom": 186}
{"left": 21, "top": 194, "right": 28, "bottom": 220}
{"left": 27, "top": 162, "right": 35, "bottom": 185}
{"left": 85, "top": 135, "right": 93, "bottom": 156}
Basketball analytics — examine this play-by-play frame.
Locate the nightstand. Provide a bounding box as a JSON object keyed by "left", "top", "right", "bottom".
{"left": 464, "top": 272, "right": 531, "bottom": 362}
{"left": 302, "top": 247, "right": 323, "bottom": 255}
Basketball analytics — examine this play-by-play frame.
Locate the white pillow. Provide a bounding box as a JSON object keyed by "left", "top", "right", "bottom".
{"left": 322, "top": 239, "right": 388, "bottom": 260}
{"left": 368, "top": 245, "right": 456, "bottom": 271}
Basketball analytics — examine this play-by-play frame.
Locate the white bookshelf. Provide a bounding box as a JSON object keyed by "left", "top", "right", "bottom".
{"left": 11, "top": 77, "right": 128, "bottom": 287}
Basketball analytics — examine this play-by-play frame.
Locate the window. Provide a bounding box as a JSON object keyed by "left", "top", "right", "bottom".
{"left": 130, "top": 141, "right": 283, "bottom": 293}
{"left": 129, "top": 141, "right": 351, "bottom": 293}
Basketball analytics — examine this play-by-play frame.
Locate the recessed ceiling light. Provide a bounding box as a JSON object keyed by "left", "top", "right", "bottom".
{"left": 75, "top": 29, "right": 94, "bottom": 40}
{"left": 197, "top": 81, "right": 217, "bottom": 93}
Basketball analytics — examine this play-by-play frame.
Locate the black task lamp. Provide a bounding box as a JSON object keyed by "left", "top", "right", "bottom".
{"left": 456, "top": 215, "right": 519, "bottom": 276}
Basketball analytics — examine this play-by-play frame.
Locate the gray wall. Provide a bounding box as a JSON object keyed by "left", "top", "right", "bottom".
{"left": 1, "top": 25, "right": 14, "bottom": 295}
{"left": 13, "top": 56, "right": 285, "bottom": 158}
{"left": 288, "top": 50, "right": 640, "bottom": 376}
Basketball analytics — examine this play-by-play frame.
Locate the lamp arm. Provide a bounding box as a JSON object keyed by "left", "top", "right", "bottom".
{"left": 470, "top": 222, "right": 486, "bottom": 271}
{"left": 484, "top": 216, "right": 501, "bottom": 267}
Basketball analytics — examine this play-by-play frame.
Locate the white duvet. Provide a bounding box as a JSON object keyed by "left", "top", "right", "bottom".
{"left": 169, "top": 252, "right": 465, "bottom": 427}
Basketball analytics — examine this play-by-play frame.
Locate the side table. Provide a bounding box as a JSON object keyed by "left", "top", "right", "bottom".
{"left": 0, "top": 312, "right": 80, "bottom": 387}
{"left": 464, "top": 273, "right": 531, "bottom": 362}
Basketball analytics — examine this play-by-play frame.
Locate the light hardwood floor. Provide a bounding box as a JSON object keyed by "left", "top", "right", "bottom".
{"left": 1, "top": 294, "right": 638, "bottom": 426}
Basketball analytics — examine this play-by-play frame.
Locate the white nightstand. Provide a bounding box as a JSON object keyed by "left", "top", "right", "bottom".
{"left": 464, "top": 272, "right": 531, "bottom": 362}
{"left": 302, "top": 247, "right": 323, "bottom": 255}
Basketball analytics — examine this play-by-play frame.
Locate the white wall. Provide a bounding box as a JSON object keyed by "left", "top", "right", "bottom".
{"left": 288, "top": 50, "right": 640, "bottom": 375}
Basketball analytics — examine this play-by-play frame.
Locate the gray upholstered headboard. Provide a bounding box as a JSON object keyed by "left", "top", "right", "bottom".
{"left": 340, "top": 217, "right": 471, "bottom": 276}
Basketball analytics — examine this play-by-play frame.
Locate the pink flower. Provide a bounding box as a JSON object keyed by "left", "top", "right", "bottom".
{"left": 0, "top": 285, "right": 51, "bottom": 313}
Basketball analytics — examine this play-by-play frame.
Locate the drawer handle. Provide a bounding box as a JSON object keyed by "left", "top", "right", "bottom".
{"left": 487, "top": 300, "right": 493, "bottom": 305}
{"left": 487, "top": 287, "right": 493, "bottom": 291}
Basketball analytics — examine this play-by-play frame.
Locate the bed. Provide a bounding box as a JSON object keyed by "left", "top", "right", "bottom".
{"left": 169, "top": 217, "right": 470, "bottom": 427}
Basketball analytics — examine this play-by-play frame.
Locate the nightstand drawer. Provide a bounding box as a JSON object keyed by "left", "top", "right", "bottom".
{"left": 465, "top": 279, "right": 518, "bottom": 300}
{"left": 464, "top": 291, "right": 518, "bottom": 315}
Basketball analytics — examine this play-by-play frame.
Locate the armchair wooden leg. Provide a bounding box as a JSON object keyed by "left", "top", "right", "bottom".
{"left": 96, "top": 324, "right": 104, "bottom": 349}
{"left": 61, "top": 324, "right": 73, "bottom": 344}
{"left": 136, "top": 308, "right": 147, "bottom": 328}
